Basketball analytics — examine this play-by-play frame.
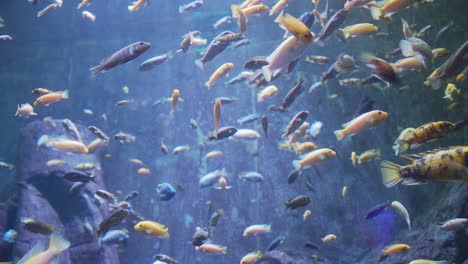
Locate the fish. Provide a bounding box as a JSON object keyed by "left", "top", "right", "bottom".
{"left": 433, "top": 21, "right": 453, "bottom": 45}
{"left": 138, "top": 53, "right": 171, "bottom": 71}
{"left": 269, "top": 76, "right": 304, "bottom": 112}
{"left": 261, "top": 116, "right": 268, "bottom": 138}
{"left": 334, "top": 110, "right": 389, "bottom": 141}
{"left": 199, "top": 169, "right": 227, "bottom": 188}
{"left": 438, "top": 218, "right": 468, "bottom": 231}
{"left": 214, "top": 176, "right": 232, "bottom": 190}
{"left": 261, "top": 36, "right": 310, "bottom": 82}
{"left": 399, "top": 37, "right": 433, "bottom": 69}
{"left": 361, "top": 54, "right": 399, "bottom": 84}
{"left": 195, "top": 243, "right": 227, "bottom": 254}
{"left": 37, "top": 3, "right": 59, "bottom": 18}
{"left": 190, "top": 119, "right": 199, "bottom": 129}
{"left": 114, "top": 132, "right": 136, "bottom": 143}
{"left": 192, "top": 227, "right": 209, "bottom": 246}
{"left": 237, "top": 113, "right": 260, "bottom": 125}
{"left": 287, "top": 168, "right": 301, "bottom": 184}
{"left": 81, "top": 11, "right": 96, "bottom": 22}
{"left": 370, "top": 0, "right": 417, "bottom": 20}
{"left": 90, "top": 41, "right": 151, "bottom": 76}
{"left": 40, "top": 136, "right": 89, "bottom": 154}
{"left": 86, "top": 138, "right": 104, "bottom": 153}
{"left": 63, "top": 170, "right": 95, "bottom": 183}
{"left": 240, "top": 252, "right": 263, "bottom": 264}
{"left": 443, "top": 83, "right": 460, "bottom": 101}
{"left": 391, "top": 201, "right": 411, "bottom": 230}
{"left": 366, "top": 202, "right": 390, "bottom": 219}
{"left": 156, "top": 183, "right": 176, "bottom": 201}
{"left": 134, "top": 220, "right": 169, "bottom": 238}
{"left": 213, "top": 99, "right": 221, "bottom": 135}
{"left": 208, "top": 126, "right": 238, "bottom": 141}
{"left": 232, "top": 129, "right": 260, "bottom": 140}
{"left": 357, "top": 149, "right": 381, "bottom": 164}
{"left": 379, "top": 243, "right": 410, "bottom": 261}
{"left": 179, "top": 0, "right": 203, "bottom": 13}
{"left": 195, "top": 31, "right": 244, "bottom": 69}
{"left": 213, "top": 97, "right": 238, "bottom": 105}
{"left": 160, "top": 141, "right": 169, "bottom": 154}
{"left": 303, "top": 210, "right": 312, "bottom": 221}
{"left": 344, "top": 0, "right": 373, "bottom": 9}
{"left": 97, "top": 208, "right": 129, "bottom": 235}
{"left": 321, "top": 234, "right": 336, "bottom": 243}
{"left": 239, "top": 171, "right": 264, "bottom": 182}
{"left": 88, "top": 126, "right": 109, "bottom": 142}
{"left": 416, "top": 25, "right": 433, "bottom": 38}
{"left": 275, "top": 11, "right": 314, "bottom": 44}
{"left": 342, "top": 186, "right": 348, "bottom": 198}
{"left": 309, "top": 121, "right": 323, "bottom": 138}
{"left": 304, "top": 241, "right": 320, "bottom": 250}
{"left": 2, "top": 229, "right": 17, "bottom": 243}
{"left": 285, "top": 195, "right": 310, "bottom": 209}
{"left": 213, "top": 16, "right": 231, "bottom": 29}
{"left": 16, "top": 233, "right": 70, "bottom": 264}
{"left": 62, "top": 119, "right": 82, "bottom": 143}
{"left": 153, "top": 254, "right": 178, "bottom": 264}
{"left": 205, "top": 63, "right": 234, "bottom": 89}
{"left": 314, "top": 9, "right": 349, "bottom": 46}
{"left": 210, "top": 209, "right": 224, "bottom": 226}
{"left": 243, "top": 224, "right": 271, "bottom": 236}
{"left": 381, "top": 146, "right": 468, "bottom": 187}
{"left": 34, "top": 90, "right": 69, "bottom": 106}
{"left": 95, "top": 190, "right": 116, "bottom": 202}
{"left": 226, "top": 71, "right": 254, "bottom": 85}
{"left": 178, "top": 32, "right": 193, "bottom": 53}
{"left": 337, "top": 23, "right": 379, "bottom": 40}
{"left": 172, "top": 145, "right": 190, "bottom": 154}
{"left": 170, "top": 89, "right": 180, "bottom": 116}
{"left": 257, "top": 85, "right": 279, "bottom": 103}
{"left": 100, "top": 230, "right": 129, "bottom": 245}
{"left": 77, "top": 0, "right": 92, "bottom": 9}
{"left": 305, "top": 55, "right": 329, "bottom": 64}
{"left": 15, "top": 103, "right": 37, "bottom": 118}
{"left": 266, "top": 236, "right": 285, "bottom": 252}
{"left": 206, "top": 151, "right": 223, "bottom": 160}
{"left": 68, "top": 182, "right": 85, "bottom": 194}
{"left": 0, "top": 35, "right": 13, "bottom": 41}
{"left": 409, "top": 260, "right": 448, "bottom": 264}
{"left": 21, "top": 217, "right": 55, "bottom": 235}
{"left": 242, "top": 4, "right": 269, "bottom": 16}
{"left": 401, "top": 18, "right": 413, "bottom": 39}
{"left": 292, "top": 148, "right": 336, "bottom": 170}
{"left": 231, "top": 5, "right": 248, "bottom": 33}
{"left": 128, "top": 0, "right": 150, "bottom": 12}
{"left": 74, "top": 163, "right": 95, "bottom": 171}
{"left": 269, "top": 0, "right": 291, "bottom": 16}
{"left": 244, "top": 56, "right": 269, "bottom": 70}
{"left": 47, "top": 159, "right": 66, "bottom": 167}
{"left": 32, "top": 88, "right": 52, "bottom": 95}
{"left": 282, "top": 111, "right": 309, "bottom": 138}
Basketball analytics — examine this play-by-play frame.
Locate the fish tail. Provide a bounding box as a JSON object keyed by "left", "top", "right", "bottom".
{"left": 333, "top": 129, "right": 345, "bottom": 141}
{"left": 163, "top": 231, "right": 170, "bottom": 239}
{"left": 292, "top": 160, "right": 301, "bottom": 170}
{"left": 128, "top": 3, "right": 136, "bottom": 12}
{"left": 336, "top": 29, "right": 348, "bottom": 41}
{"left": 230, "top": 4, "right": 240, "bottom": 18}
{"left": 454, "top": 119, "right": 468, "bottom": 130}
{"left": 204, "top": 81, "right": 211, "bottom": 90}
{"left": 62, "top": 89, "right": 69, "bottom": 99}
{"left": 48, "top": 233, "right": 71, "bottom": 256}
{"left": 89, "top": 65, "right": 103, "bottom": 77}
{"left": 221, "top": 246, "right": 227, "bottom": 254}
{"left": 261, "top": 65, "right": 273, "bottom": 82}
{"left": 273, "top": 10, "right": 284, "bottom": 24}
{"left": 195, "top": 59, "right": 204, "bottom": 70}
{"left": 369, "top": 6, "right": 382, "bottom": 20}
{"left": 380, "top": 161, "right": 403, "bottom": 188}
{"left": 15, "top": 105, "right": 19, "bottom": 116}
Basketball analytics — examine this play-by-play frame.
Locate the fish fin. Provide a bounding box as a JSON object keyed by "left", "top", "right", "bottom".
{"left": 15, "top": 105, "right": 19, "bottom": 116}
{"left": 333, "top": 129, "right": 345, "bottom": 141}
{"left": 204, "top": 81, "right": 211, "bottom": 89}
{"left": 89, "top": 65, "right": 103, "bottom": 77}
{"left": 454, "top": 118, "right": 468, "bottom": 130}
{"left": 380, "top": 161, "right": 403, "bottom": 188}
{"left": 48, "top": 233, "right": 71, "bottom": 255}
{"left": 61, "top": 90, "right": 69, "bottom": 99}
{"left": 399, "top": 40, "right": 415, "bottom": 57}
{"left": 17, "top": 242, "right": 47, "bottom": 264}
{"left": 399, "top": 154, "right": 420, "bottom": 162}
{"left": 195, "top": 59, "right": 204, "bottom": 70}
{"left": 261, "top": 65, "right": 273, "bottom": 82}
{"left": 336, "top": 29, "right": 348, "bottom": 41}
{"left": 409, "top": 143, "right": 423, "bottom": 149}
{"left": 402, "top": 178, "right": 426, "bottom": 185}
{"left": 369, "top": 6, "right": 382, "bottom": 20}
{"left": 292, "top": 160, "right": 301, "bottom": 170}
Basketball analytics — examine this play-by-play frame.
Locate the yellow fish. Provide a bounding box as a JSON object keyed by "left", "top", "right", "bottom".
{"left": 274, "top": 11, "right": 314, "bottom": 44}
{"left": 134, "top": 220, "right": 169, "bottom": 238}
{"left": 17, "top": 233, "right": 70, "bottom": 264}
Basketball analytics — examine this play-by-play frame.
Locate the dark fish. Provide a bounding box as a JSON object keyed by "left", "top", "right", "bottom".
{"left": 156, "top": 183, "right": 176, "bottom": 201}
{"left": 160, "top": 142, "right": 169, "bottom": 154}
{"left": 298, "top": 11, "right": 315, "bottom": 28}
{"left": 266, "top": 235, "right": 286, "bottom": 252}
{"left": 123, "top": 191, "right": 139, "bottom": 202}
{"left": 282, "top": 111, "right": 309, "bottom": 138}
{"left": 281, "top": 76, "right": 305, "bottom": 111}
{"left": 248, "top": 70, "right": 281, "bottom": 89}
{"left": 237, "top": 113, "right": 260, "bottom": 125}
{"left": 195, "top": 31, "right": 244, "bottom": 69}
{"left": 208, "top": 126, "right": 238, "bottom": 141}
{"left": 97, "top": 208, "right": 129, "bottom": 235}
{"left": 190, "top": 119, "right": 198, "bottom": 129}
{"left": 21, "top": 217, "right": 54, "bottom": 235}
{"left": 114, "top": 132, "right": 136, "bottom": 143}
{"left": 138, "top": 53, "right": 171, "bottom": 71}
{"left": 90, "top": 41, "right": 151, "bottom": 76}
{"left": 62, "top": 119, "right": 82, "bottom": 142}
{"left": 244, "top": 56, "right": 269, "bottom": 70}
{"left": 356, "top": 96, "right": 375, "bottom": 116}
{"left": 285, "top": 195, "right": 310, "bottom": 209}
{"left": 233, "top": 39, "right": 251, "bottom": 48}
{"left": 304, "top": 241, "right": 320, "bottom": 250}
{"left": 95, "top": 190, "right": 116, "bottom": 201}
{"left": 315, "top": 9, "right": 349, "bottom": 45}
{"left": 88, "top": 125, "right": 109, "bottom": 142}
{"left": 213, "top": 97, "right": 238, "bottom": 104}
{"left": 209, "top": 209, "right": 223, "bottom": 226}
{"left": 362, "top": 54, "right": 399, "bottom": 84}
{"left": 287, "top": 58, "right": 300, "bottom": 75}
{"left": 226, "top": 72, "right": 253, "bottom": 85}
{"left": 366, "top": 202, "right": 390, "bottom": 219}
{"left": 178, "top": 33, "right": 192, "bottom": 53}
{"left": 321, "top": 64, "right": 338, "bottom": 83}
{"left": 63, "top": 170, "right": 95, "bottom": 183}
{"left": 261, "top": 116, "right": 268, "bottom": 138}
{"left": 434, "top": 21, "right": 453, "bottom": 44}
{"left": 287, "top": 168, "right": 301, "bottom": 184}
{"left": 435, "top": 40, "right": 468, "bottom": 83}
{"left": 192, "top": 227, "right": 210, "bottom": 246}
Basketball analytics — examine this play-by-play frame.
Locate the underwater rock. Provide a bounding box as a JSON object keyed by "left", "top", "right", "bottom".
{"left": 12, "top": 120, "right": 119, "bottom": 263}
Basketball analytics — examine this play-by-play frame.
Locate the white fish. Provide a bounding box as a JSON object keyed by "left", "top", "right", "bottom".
{"left": 199, "top": 169, "right": 226, "bottom": 188}
{"left": 231, "top": 129, "right": 260, "bottom": 140}
{"left": 391, "top": 201, "right": 411, "bottom": 231}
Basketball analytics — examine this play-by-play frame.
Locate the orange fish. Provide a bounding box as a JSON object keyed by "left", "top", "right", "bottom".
{"left": 334, "top": 110, "right": 388, "bottom": 141}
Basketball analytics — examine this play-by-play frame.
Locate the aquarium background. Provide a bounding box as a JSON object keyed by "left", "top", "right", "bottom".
{"left": 0, "top": 0, "right": 467, "bottom": 263}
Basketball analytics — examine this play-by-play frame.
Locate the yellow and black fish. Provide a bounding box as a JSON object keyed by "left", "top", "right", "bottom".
{"left": 381, "top": 146, "right": 468, "bottom": 188}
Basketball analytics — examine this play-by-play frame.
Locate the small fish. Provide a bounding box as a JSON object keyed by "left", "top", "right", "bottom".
{"left": 438, "top": 218, "right": 468, "bottom": 231}
{"left": 64, "top": 170, "right": 95, "bottom": 183}
{"left": 179, "top": 0, "right": 203, "bottom": 13}
{"left": 244, "top": 56, "right": 269, "bottom": 70}
{"left": 321, "top": 234, "right": 336, "bottom": 243}
{"left": 77, "top": 0, "right": 92, "bottom": 9}
{"left": 213, "top": 97, "right": 238, "bottom": 104}
{"left": 100, "top": 229, "right": 129, "bottom": 245}
{"left": 46, "top": 159, "right": 66, "bottom": 167}
{"left": 15, "top": 103, "right": 37, "bottom": 118}
{"left": 137, "top": 168, "right": 150, "bottom": 175}
{"left": 213, "top": 99, "right": 222, "bottom": 135}
{"left": 344, "top": 0, "right": 373, "bottom": 9}
{"left": 283, "top": 111, "right": 309, "bottom": 138}
{"left": 170, "top": 89, "right": 180, "bottom": 116}
{"left": 2, "top": 229, "right": 17, "bottom": 243}
{"left": 341, "top": 186, "right": 348, "bottom": 198}
{"left": 226, "top": 71, "right": 254, "bottom": 85}
{"left": 200, "top": 169, "right": 227, "bottom": 188}
{"left": 156, "top": 183, "right": 176, "bottom": 201}
{"left": 243, "top": 224, "right": 271, "bottom": 236}
{"left": 37, "top": 3, "right": 59, "bottom": 18}
{"left": 334, "top": 110, "right": 389, "bottom": 141}
{"left": 434, "top": 21, "right": 453, "bottom": 44}
{"left": 239, "top": 171, "right": 264, "bottom": 182}
{"left": 95, "top": 190, "right": 116, "bottom": 202}
{"left": 391, "top": 201, "right": 411, "bottom": 230}
{"left": 240, "top": 251, "right": 263, "bottom": 264}
{"left": 314, "top": 9, "right": 349, "bottom": 46}
{"left": 275, "top": 76, "right": 304, "bottom": 111}
{"left": 190, "top": 119, "right": 198, "bottom": 129}
{"left": 138, "top": 53, "right": 172, "bottom": 71}
{"left": 213, "top": 16, "right": 231, "bottom": 29}
{"left": 160, "top": 141, "right": 169, "bottom": 154}
{"left": 237, "top": 113, "right": 260, "bottom": 125}
{"left": 361, "top": 54, "right": 398, "bottom": 84}
{"left": 32, "top": 88, "right": 51, "bottom": 95}
{"left": 266, "top": 236, "right": 285, "bottom": 252}
{"left": 269, "top": 0, "right": 291, "bottom": 16}
{"left": 292, "top": 148, "right": 336, "bottom": 170}
{"left": 34, "top": 90, "right": 69, "bottom": 106}
{"left": 366, "top": 202, "right": 390, "bottom": 219}
{"left": 261, "top": 116, "right": 268, "bottom": 138}
{"left": 192, "top": 227, "right": 210, "bottom": 246}
{"left": 350, "top": 152, "right": 357, "bottom": 167}
{"left": 69, "top": 182, "right": 85, "bottom": 194}
{"left": 357, "top": 149, "right": 381, "bottom": 164}
{"left": 409, "top": 260, "right": 448, "bottom": 264}
{"left": 21, "top": 217, "right": 55, "bottom": 235}
{"left": 379, "top": 243, "right": 410, "bottom": 261}
{"left": 231, "top": 5, "right": 248, "bottom": 33}
{"left": 309, "top": 121, "right": 323, "bottom": 138}
{"left": 40, "top": 136, "right": 89, "bottom": 154}
{"left": 74, "top": 163, "right": 95, "bottom": 171}
{"left": 128, "top": 0, "right": 150, "bottom": 12}
{"left": 257, "top": 86, "right": 279, "bottom": 103}
{"left": 337, "top": 23, "right": 378, "bottom": 40}
{"left": 86, "top": 138, "right": 104, "bottom": 153}
{"left": 443, "top": 83, "right": 460, "bottom": 101}
{"left": 303, "top": 210, "right": 312, "bottom": 221}
{"left": 82, "top": 11, "right": 96, "bottom": 22}
{"left": 153, "top": 254, "right": 178, "bottom": 264}
{"left": 88, "top": 126, "right": 110, "bottom": 142}
{"left": 205, "top": 63, "right": 234, "bottom": 89}
{"left": 124, "top": 191, "right": 139, "bottom": 202}
{"left": 287, "top": 168, "right": 302, "bottom": 184}
{"left": 97, "top": 208, "right": 129, "bottom": 235}
{"left": 195, "top": 31, "right": 244, "bottom": 69}
{"left": 285, "top": 195, "right": 310, "bottom": 209}
{"left": 209, "top": 209, "right": 224, "bottom": 226}
{"left": 114, "top": 132, "right": 136, "bottom": 143}
{"left": 62, "top": 119, "right": 82, "bottom": 143}
{"left": 275, "top": 11, "right": 314, "bottom": 44}
{"left": 208, "top": 126, "right": 237, "bottom": 141}
{"left": 134, "top": 220, "right": 169, "bottom": 238}
{"left": 195, "top": 243, "right": 227, "bottom": 254}
{"left": 305, "top": 55, "right": 329, "bottom": 64}
{"left": 90, "top": 42, "right": 151, "bottom": 76}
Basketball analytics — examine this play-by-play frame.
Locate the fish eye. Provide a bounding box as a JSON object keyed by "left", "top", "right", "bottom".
{"left": 139, "top": 42, "right": 144, "bottom": 45}
{"left": 304, "top": 34, "right": 311, "bottom": 39}
{"left": 378, "top": 111, "right": 382, "bottom": 115}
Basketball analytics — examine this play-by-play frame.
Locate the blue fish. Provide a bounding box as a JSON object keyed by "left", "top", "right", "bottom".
{"left": 2, "top": 229, "right": 17, "bottom": 243}
{"left": 156, "top": 183, "right": 176, "bottom": 201}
